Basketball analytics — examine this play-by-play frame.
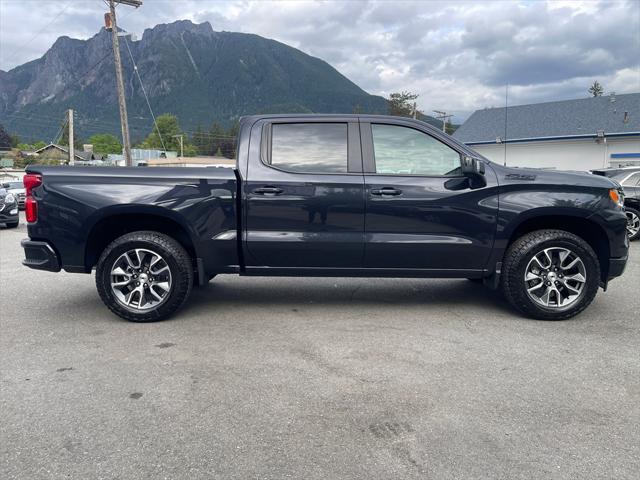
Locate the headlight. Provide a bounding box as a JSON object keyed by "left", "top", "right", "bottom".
{"left": 4, "top": 193, "right": 15, "bottom": 204}
{"left": 608, "top": 189, "right": 624, "bottom": 209}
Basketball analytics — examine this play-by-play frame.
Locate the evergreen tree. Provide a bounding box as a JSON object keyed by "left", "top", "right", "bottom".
{"left": 589, "top": 81, "right": 604, "bottom": 97}
{"left": 140, "top": 114, "right": 190, "bottom": 152}
{"left": 388, "top": 91, "right": 420, "bottom": 117}
{"left": 0, "top": 124, "right": 12, "bottom": 150}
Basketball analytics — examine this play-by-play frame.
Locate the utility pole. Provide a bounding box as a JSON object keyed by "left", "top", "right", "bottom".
{"left": 68, "top": 109, "right": 75, "bottom": 165}
{"left": 173, "top": 134, "right": 184, "bottom": 157}
{"left": 412, "top": 102, "right": 417, "bottom": 119}
{"left": 433, "top": 110, "right": 453, "bottom": 133}
{"left": 106, "top": 0, "right": 142, "bottom": 166}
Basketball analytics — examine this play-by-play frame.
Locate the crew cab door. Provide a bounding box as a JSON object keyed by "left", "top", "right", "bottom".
{"left": 244, "top": 119, "right": 365, "bottom": 269}
{"left": 360, "top": 119, "right": 498, "bottom": 272}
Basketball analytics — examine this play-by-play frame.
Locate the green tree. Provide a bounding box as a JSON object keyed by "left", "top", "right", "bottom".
{"left": 208, "top": 122, "right": 226, "bottom": 156}
{"left": 191, "top": 124, "right": 209, "bottom": 156}
{"left": 388, "top": 91, "right": 420, "bottom": 117}
{"left": 0, "top": 124, "right": 12, "bottom": 149}
{"left": 589, "top": 80, "right": 604, "bottom": 97}
{"left": 88, "top": 134, "right": 122, "bottom": 156}
{"left": 139, "top": 114, "right": 190, "bottom": 153}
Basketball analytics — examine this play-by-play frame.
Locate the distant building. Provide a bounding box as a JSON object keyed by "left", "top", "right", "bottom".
{"left": 106, "top": 148, "right": 178, "bottom": 166}
{"left": 453, "top": 92, "right": 640, "bottom": 171}
{"left": 33, "top": 143, "right": 98, "bottom": 163}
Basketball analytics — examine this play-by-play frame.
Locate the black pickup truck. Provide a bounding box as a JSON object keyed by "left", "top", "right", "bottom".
{"left": 22, "top": 114, "right": 629, "bottom": 322}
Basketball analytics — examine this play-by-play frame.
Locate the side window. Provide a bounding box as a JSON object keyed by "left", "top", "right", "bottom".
{"left": 371, "top": 124, "right": 462, "bottom": 176}
{"left": 269, "top": 123, "right": 348, "bottom": 173}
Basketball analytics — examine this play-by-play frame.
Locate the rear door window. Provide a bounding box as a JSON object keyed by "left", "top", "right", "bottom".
{"left": 269, "top": 123, "right": 348, "bottom": 174}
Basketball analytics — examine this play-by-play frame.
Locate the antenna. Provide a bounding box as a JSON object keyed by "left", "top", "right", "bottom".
{"left": 503, "top": 84, "right": 508, "bottom": 166}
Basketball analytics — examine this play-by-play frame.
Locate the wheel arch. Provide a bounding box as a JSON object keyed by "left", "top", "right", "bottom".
{"left": 84, "top": 207, "right": 198, "bottom": 272}
{"left": 506, "top": 213, "right": 610, "bottom": 282}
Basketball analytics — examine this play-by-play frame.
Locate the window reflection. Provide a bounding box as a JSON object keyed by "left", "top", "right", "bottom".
{"left": 372, "top": 124, "right": 461, "bottom": 176}
{"left": 271, "top": 123, "right": 348, "bottom": 173}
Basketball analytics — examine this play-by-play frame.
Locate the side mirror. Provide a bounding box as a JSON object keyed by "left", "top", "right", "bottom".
{"left": 460, "top": 155, "right": 486, "bottom": 189}
{"left": 461, "top": 155, "right": 485, "bottom": 176}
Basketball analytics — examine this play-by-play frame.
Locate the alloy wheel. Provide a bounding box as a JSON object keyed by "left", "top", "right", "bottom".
{"left": 110, "top": 248, "right": 172, "bottom": 311}
{"left": 626, "top": 211, "right": 640, "bottom": 238}
{"left": 524, "top": 247, "right": 587, "bottom": 308}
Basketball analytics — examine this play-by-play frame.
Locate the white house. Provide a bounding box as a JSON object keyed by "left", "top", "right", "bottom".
{"left": 453, "top": 93, "right": 640, "bottom": 171}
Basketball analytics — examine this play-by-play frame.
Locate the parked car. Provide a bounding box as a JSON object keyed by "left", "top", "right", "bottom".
{"left": 0, "top": 187, "right": 19, "bottom": 228}
{"left": 1, "top": 181, "right": 26, "bottom": 210}
{"left": 592, "top": 168, "right": 640, "bottom": 240}
{"left": 21, "top": 114, "right": 628, "bottom": 322}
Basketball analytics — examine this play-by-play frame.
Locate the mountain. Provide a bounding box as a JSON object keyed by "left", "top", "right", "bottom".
{"left": 0, "top": 20, "right": 396, "bottom": 143}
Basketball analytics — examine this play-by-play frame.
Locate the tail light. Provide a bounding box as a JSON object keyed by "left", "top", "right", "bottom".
{"left": 23, "top": 174, "right": 42, "bottom": 223}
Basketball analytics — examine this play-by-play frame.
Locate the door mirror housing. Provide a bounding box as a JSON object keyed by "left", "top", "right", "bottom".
{"left": 460, "top": 155, "right": 486, "bottom": 189}
{"left": 461, "top": 155, "right": 485, "bottom": 176}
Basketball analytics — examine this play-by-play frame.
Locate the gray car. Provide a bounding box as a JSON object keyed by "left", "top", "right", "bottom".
{"left": 593, "top": 168, "right": 640, "bottom": 240}
{"left": 1, "top": 181, "right": 26, "bottom": 209}
{"left": 0, "top": 187, "right": 20, "bottom": 228}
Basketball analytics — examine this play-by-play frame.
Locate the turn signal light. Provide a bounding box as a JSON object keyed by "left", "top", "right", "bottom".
{"left": 609, "top": 189, "right": 624, "bottom": 208}
{"left": 23, "top": 174, "right": 42, "bottom": 223}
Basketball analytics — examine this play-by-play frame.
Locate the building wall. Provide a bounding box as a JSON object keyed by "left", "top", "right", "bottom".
{"left": 469, "top": 136, "right": 640, "bottom": 171}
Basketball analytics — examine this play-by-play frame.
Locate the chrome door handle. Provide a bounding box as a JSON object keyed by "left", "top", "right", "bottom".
{"left": 371, "top": 187, "right": 402, "bottom": 196}
{"left": 253, "top": 186, "right": 284, "bottom": 195}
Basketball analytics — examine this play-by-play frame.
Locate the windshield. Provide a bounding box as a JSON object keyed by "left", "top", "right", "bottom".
{"left": 612, "top": 171, "right": 640, "bottom": 183}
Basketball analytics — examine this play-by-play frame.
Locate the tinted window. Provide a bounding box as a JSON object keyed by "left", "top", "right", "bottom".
{"left": 372, "top": 124, "right": 461, "bottom": 176}
{"left": 270, "top": 123, "right": 348, "bottom": 173}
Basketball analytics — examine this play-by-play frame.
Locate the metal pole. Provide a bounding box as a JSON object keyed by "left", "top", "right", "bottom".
{"left": 173, "top": 134, "right": 184, "bottom": 157}
{"left": 68, "top": 109, "right": 74, "bottom": 165}
{"left": 108, "top": 0, "right": 132, "bottom": 166}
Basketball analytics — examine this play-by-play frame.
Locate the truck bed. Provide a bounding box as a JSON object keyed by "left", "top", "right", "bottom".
{"left": 25, "top": 165, "right": 240, "bottom": 276}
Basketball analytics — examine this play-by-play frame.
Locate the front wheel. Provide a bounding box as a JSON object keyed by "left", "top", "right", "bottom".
{"left": 6, "top": 221, "right": 19, "bottom": 228}
{"left": 626, "top": 207, "right": 640, "bottom": 241}
{"left": 95, "top": 231, "right": 193, "bottom": 322}
{"left": 501, "top": 229, "right": 600, "bottom": 320}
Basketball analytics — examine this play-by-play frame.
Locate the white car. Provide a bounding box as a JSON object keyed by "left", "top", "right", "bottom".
{"left": 1, "top": 181, "right": 26, "bottom": 210}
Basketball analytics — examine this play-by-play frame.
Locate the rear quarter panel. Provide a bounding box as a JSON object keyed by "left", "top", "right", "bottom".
{"left": 26, "top": 166, "right": 238, "bottom": 273}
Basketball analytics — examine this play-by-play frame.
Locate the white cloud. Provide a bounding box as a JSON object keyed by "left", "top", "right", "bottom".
{"left": 1, "top": 0, "right": 638, "bottom": 122}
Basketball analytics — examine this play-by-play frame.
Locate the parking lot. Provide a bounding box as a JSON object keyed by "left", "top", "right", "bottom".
{"left": 1, "top": 213, "right": 638, "bottom": 479}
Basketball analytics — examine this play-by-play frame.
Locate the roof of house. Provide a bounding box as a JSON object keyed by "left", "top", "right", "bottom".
{"left": 34, "top": 143, "right": 96, "bottom": 161}
{"left": 453, "top": 92, "right": 640, "bottom": 144}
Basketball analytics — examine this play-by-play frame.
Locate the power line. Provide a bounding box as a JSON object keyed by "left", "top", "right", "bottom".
{"left": 51, "top": 117, "right": 68, "bottom": 145}
{"left": 122, "top": 33, "right": 167, "bottom": 152}
{"left": 1, "top": 0, "right": 74, "bottom": 68}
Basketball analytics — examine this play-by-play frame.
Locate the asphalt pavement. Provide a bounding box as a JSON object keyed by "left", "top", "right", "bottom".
{"left": 1, "top": 213, "right": 639, "bottom": 479}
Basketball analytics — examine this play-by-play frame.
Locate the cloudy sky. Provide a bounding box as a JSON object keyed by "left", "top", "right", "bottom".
{"left": 1, "top": 0, "right": 638, "bottom": 121}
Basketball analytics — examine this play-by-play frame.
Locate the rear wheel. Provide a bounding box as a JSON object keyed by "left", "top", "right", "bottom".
{"left": 626, "top": 207, "right": 640, "bottom": 241}
{"left": 96, "top": 231, "right": 193, "bottom": 322}
{"left": 501, "top": 229, "right": 600, "bottom": 320}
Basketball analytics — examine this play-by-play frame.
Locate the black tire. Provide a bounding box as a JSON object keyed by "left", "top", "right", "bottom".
{"left": 625, "top": 207, "right": 640, "bottom": 241}
{"left": 6, "top": 221, "right": 19, "bottom": 228}
{"left": 95, "top": 231, "right": 193, "bottom": 322}
{"left": 501, "top": 229, "right": 600, "bottom": 320}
